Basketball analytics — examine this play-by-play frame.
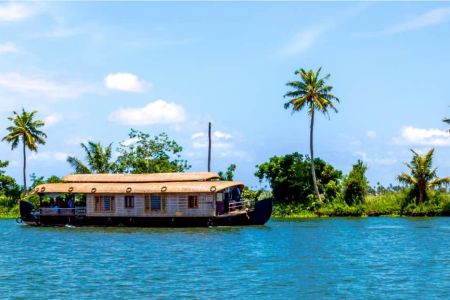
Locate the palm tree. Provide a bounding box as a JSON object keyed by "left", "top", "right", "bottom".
{"left": 67, "top": 141, "right": 116, "bottom": 173}
{"left": 397, "top": 149, "right": 449, "bottom": 204}
{"left": 284, "top": 68, "right": 339, "bottom": 201}
{"left": 2, "top": 109, "right": 47, "bottom": 192}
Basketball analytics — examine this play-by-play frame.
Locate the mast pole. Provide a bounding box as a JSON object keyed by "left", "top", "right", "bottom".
{"left": 208, "top": 122, "right": 211, "bottom": 172}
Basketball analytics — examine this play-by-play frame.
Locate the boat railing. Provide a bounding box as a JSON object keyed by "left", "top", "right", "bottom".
{"left": 228, "top": 199, "right": 255, "bottom": 212}
{"left": 40, "top": 207, "right": 87, "bottom": 216}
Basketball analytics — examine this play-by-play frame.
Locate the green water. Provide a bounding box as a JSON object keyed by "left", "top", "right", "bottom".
{"left": 0, "top": 218, "right": 449, "bottom": 299}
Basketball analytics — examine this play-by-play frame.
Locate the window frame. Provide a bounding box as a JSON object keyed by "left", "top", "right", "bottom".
{"left": 188, "top": 195, "right": 199, "bottom": 209}
{"left": 124, "top": 195, "right": 135, "bottom": 209}
{"left": 94, "top": 195, "right": 115, "bottom": 212}
{"left": 144, "top": 194, "right": 167, "bottom": 213}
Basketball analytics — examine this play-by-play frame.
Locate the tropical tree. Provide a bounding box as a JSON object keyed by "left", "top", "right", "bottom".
{"left": 115, "top": 129, "right": 190, "bottom": 173}
{"left": 443, "top": 117, "right": 450, "bottom": 132}
{"left": 218, "top": 164, "right": 236, "bottom": 181}
{"left": 2, "top": 109, "right": 47, "bottom": 192}
{"left": 343, "top": 160, "right": 369, "bottom": 205}
{"left": 284, "top": 68, "right": 339, "bottom": 201}
{"left": 397, "top": 149, "right": 450, "bottom": 204}
{"left": 67, "top": 141, "right": 116, "bottom": 173}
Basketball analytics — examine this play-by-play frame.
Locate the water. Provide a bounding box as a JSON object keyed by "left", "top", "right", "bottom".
{"left": 0, "top": 218, "right": 449, "bottom": 299}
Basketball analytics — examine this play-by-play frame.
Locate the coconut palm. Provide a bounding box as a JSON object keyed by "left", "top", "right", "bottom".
{"left": 397, "top": 149, "right": 449, "bottom": 204}
{"left": 284, "top": 68, "right": 339, "bottom": 201}
{"left": 2, "top": 109, "right": 47, "bottom": 192}
{"left": 67, "top": 141, "right": 116, "bottom": 173}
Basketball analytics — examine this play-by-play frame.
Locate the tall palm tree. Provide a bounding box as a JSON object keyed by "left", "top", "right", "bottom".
{"left": 397, "top": 149, "right": 449, "bottom": 204}
{"left": 67, "top": 141, "right": 116, "bottom": 173}
{"left": 2, "top": 109, "right": 47, "bottom": 192}
{"left": 284, "top": 68, "right": 339, "bottom": 202}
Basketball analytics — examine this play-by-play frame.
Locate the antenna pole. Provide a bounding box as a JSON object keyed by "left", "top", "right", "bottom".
{"left": 208, "top": 122, "right": 211, "bottom": 172}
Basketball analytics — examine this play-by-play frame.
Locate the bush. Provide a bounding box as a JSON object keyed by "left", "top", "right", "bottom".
{"left": 343, "top": 160, "right": 369, "bottom": 205}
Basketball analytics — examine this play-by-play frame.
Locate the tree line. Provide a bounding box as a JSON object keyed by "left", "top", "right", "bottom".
{"left": 0, "top": 67, "right": 449, "bottom": 216}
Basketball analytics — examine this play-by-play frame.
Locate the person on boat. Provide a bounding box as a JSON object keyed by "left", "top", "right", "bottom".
{"left": 67, "top": 196, "right": 74, "bottom": 208}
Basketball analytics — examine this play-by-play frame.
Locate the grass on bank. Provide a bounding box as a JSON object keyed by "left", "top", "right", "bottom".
{"left": 272, "top": 191, "right": 450, "bottom": 218}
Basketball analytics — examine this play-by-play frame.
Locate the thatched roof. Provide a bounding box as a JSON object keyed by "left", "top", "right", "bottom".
{"left": 62, "top": 172, "right": 220, "bottom": 183}
{"left": 34, "top": 181, "right": 243, "bottom": 195}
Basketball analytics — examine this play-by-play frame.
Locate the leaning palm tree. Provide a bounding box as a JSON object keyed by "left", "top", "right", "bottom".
{"left": 397, "top": 149, "right": 450, "bottom": 204}
{"left": 67, "top": 141, "right": 116, "bottom": 173}
{"left": 284, "top": 68, "right": 339, "bottom": 201}
{"left": 2, "top": 109, "right": 47, "bottom": 192}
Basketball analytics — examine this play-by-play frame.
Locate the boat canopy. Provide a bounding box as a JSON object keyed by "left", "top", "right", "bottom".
{"left": 62, "top": 172, "right": 220, "bottom": 183}
{"left": 33, "top": 181, "right": 244, "bottom": 195}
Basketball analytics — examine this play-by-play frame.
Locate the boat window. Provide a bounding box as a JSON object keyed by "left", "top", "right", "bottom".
{"left": 145, "top": 194, "right": 167, "bottom": 212}
{"left": 216, "top": 193, "right": 223, "bottom": 202}
{"left": 94, "top": 196, "right": 115, "bottom": 212}
{"left": 188, "top": 195, "right": 198, "bottom": 209}
{"left": 124, "top": 196, "right": 134, "bottom": 208}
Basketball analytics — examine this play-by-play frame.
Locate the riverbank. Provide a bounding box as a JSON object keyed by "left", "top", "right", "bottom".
{"left": 272, "top": 192, "right": 450, "bottom": 218}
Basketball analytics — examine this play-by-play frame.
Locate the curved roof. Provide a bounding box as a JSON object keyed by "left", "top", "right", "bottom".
{"left": 62, "top": 172, "right": 220, "bottom": 183}
{"left": 34, "top": 181, "right": 244, "bottom": 195}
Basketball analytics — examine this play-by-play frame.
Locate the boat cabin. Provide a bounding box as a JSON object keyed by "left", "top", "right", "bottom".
{"left": 33, "top": 172, "right": 248, "bottom": 222}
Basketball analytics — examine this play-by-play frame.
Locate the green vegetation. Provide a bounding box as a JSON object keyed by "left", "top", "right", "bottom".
{"left": 284, "top": 68, "right": 339, "bottom": 202}
{"left": 67, "top": 141, "right": 116, "bottom": 173}
{"left": 2, "top": 109, "right": 46, "bottom": 192}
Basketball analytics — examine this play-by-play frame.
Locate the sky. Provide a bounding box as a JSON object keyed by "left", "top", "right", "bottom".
{"left": 0, "top": 1, "right": 449, "bottom": 189}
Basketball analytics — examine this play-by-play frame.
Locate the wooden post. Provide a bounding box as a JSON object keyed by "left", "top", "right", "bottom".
{"left": 208, "top": 122, "right": 211, "bottom": 172}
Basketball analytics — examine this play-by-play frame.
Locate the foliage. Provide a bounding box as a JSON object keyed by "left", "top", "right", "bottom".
{"left": 115, "top": 129, "right": 190, "bottom": 174}
{"left": 241, "top": 187, "right": 273, "bottom": 201}
{"left": 218, "top": 164, "right": 236, "bottom": 181}
{"left": 255, "top": 152, "right": 342, "bottom": 205}
{"left": 2, "top": 109, "right": 47, "bottom": 191}
{"left": 30, "top": 173, "right": 62, "bottom": 189}
{"left": 0, "top": 160, "right": 21, "bottom": 204}
{"left": 397, "top": 149, "right": 450, "bottom": 204}
{"left": 343, "top": 160, "right": 369, "bottom": 205}
{"left": 67, "top": 141, "right": 116, "bottom": 173}
{"left": 284, "top": 67, "right": 339, "bottom": 202}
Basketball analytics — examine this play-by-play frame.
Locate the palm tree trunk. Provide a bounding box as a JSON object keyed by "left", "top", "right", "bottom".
{"left": 23, "top": 139, "right": 27, "bottom": 192}
{"left": 310, "top": 109, "right": 321, "bottom": 202}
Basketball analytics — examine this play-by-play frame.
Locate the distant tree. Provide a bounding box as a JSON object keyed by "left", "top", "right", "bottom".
{"left": 218, "top": 164, "right": 236, "bottom": 181}
{"left": 443, "top": 117, "right": 450, "bottom": 132}
{"left": 397, "top": 149, "right": 450, "bottom": 204}
{"left": 30, "top": 173, "right": 62, "bottom": 189}
{"left": 2, "top": 109, "right": 47, "bottom": 192}
{"left": 255, "top": 152, "right": 342, "bottom": 205}
{"left": 67, "top": 142, "right": 116, "bottom": 174}
{"left": 343, "top": 160, "right": 369, "bottom": 205}
{"left": 0, "top": 160, "right": 21, "bottom": 203}
{"left": 115, "top": 129, "right": 190, "bottom": 174}
{"left": 284, "top": 68, "right": 339, "bottom": 202}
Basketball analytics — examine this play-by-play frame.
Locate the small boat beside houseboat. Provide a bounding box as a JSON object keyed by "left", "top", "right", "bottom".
{"left": 19, "top": 172, "right": 272, "bottom": 227}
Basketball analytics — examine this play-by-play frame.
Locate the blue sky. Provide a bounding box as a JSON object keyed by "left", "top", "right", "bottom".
{"left": 0, "top": 1, "right": 449, "bottom": 189}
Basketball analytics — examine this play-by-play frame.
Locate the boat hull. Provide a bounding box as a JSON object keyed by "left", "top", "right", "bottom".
{"left": 19, "top": 198, "right": 273, "bottom": 227}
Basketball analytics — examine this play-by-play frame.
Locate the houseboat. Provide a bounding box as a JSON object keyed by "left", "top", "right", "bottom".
{"left": 19, "top": 172, "right": 272, "bottom": 227}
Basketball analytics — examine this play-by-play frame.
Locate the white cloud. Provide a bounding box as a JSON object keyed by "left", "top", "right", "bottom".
{"left": 191, "top": 132, "right": 205, "bottom": 139}
{"left": 393, "top": 126, "right": 450, "bottom": 146}
{"left": 109, "top": 99, "right": 186, "bottom": 125}
{"left": 44, "top": 113, "right": 63, "bottom": 127}
{"left": 121, "top": 137, "right": 139, "bottom": 146}
{"left": 214, "top": 131, "right": 232, "bottom": 140}
{"left": 0, "top": 72, "right": 97, "bottom": 99}
{"left": 0, "top": 3, "right": 39, "bottom": 22}
{"left": 104, "top": 72, "right": 150, "bottom": 92}
{"left": 366, "top": 130, "right": 377, "bottom": 139}
{"left": 354, "top": 151, "right": 397, "bottom": 166}
{"left": 29, "top": 151, "right": 68, "bottom": 162}
{"left": 383, "top": 7, "right": 450, "bottom": 35}
{"left": 280, "top": 26, "right": 327, "bottom": 57}
{"left": 0, "top": 42, "right": 19, "bottom": 54}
